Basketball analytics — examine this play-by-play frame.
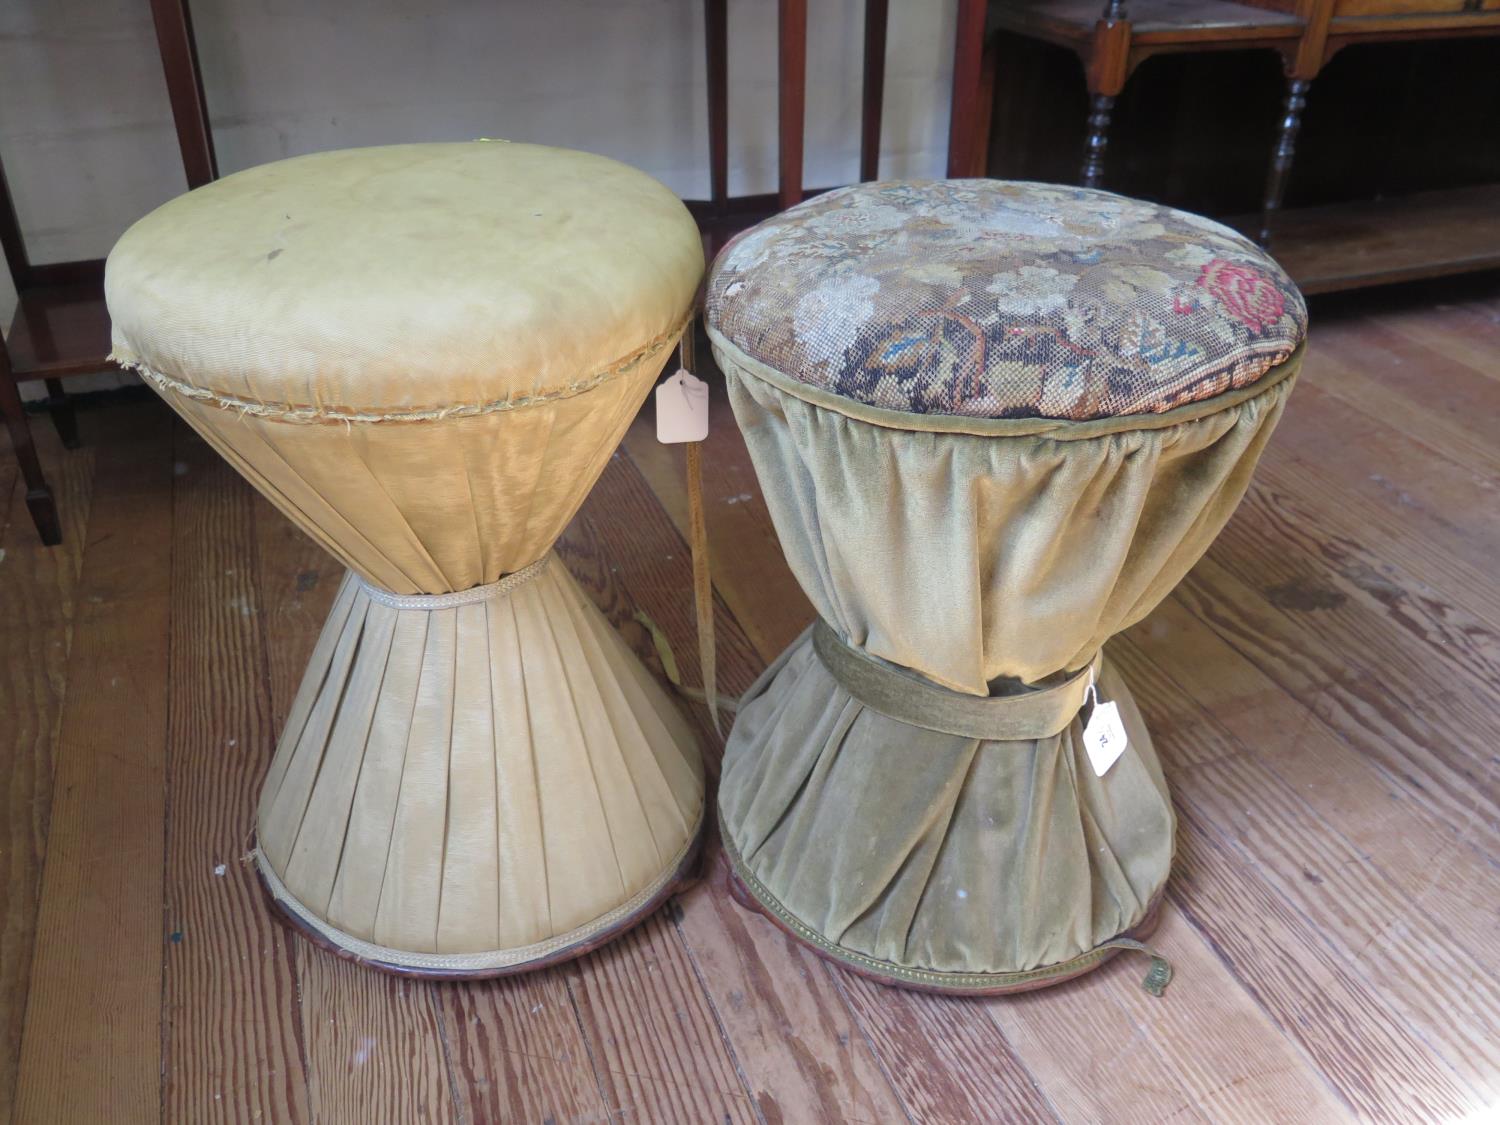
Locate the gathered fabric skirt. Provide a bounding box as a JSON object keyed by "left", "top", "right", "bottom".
{"left": 719, "top": 624, "right": 1174, "bottom": 990}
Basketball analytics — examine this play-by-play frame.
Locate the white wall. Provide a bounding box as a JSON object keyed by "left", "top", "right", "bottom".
{"left": 1, "top": 0, "right": 958, "bottom": 282}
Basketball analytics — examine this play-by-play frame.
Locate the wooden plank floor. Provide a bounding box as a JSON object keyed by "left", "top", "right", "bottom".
{"left": 2, "top": 274, "right": 1498, "bottom": 1123}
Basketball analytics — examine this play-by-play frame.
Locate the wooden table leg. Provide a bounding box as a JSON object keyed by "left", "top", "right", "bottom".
{"left": 705, "top": 0, "right": 728, "bottom": 210}
{"left": 703, "top": 0, "right": 729, "bottom": 256}
{"left": 1259, "top": 76, "right": 1312, "bottom": 247}
{"left": 860, "top": 0, "right": 890, "bottom": 182}
{"left": 1081, "top": 93, "right": 1116, "bottom": 187}
{"left": 149, "top": 0, "right": 218, "bottom": 188}
{"left": 778, "top": 0, "right": 808, "bottom": 210}
{"left": 947, "top": 0, "right": 988, "bottom": 177}
{"left": 43, "top": 377, "right": 79, "bottom": 450}
{"left": 1081, "top": 8, "right": 1131, "bottom": 188}
{"left": 0, "top": 350, "right": 61, "bottom": 546}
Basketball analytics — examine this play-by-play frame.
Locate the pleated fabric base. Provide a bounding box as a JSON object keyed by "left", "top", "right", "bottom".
{"left": 718, "top": 627, "right": 1174, "bottom": 993}
{"left": 255, "top": 554, "right": 705, "bottom": 974}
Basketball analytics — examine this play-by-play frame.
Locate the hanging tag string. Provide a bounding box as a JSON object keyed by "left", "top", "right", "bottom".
{"left": 679, "top": 318, "right": 723, "bottom": 737}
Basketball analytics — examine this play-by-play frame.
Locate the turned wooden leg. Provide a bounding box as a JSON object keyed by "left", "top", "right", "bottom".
{"left": 1259, "top": 77, "right": 1311, "bottom": 248}
{"left": 1080, "top": 93, "right": 1115, "bottom": 188}
{"left": 0, "top": 361, "right": 61, "bottom": 546}
{"left": 44, "top": 377, "right": 79, "bottom": 449}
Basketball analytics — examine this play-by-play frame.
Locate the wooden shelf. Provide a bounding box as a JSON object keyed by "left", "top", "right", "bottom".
{"left": 990, "top": 0, "right": 1302, "bottom": 47}
{"left": 1236, "top": 184, "right": 1500, "bottom": 295}
{"left": 5, "top": 281, "right": 114, "bottom": 381}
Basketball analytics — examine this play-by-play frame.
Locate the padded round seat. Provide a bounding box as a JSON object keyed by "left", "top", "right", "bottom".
{"left": 108, "top": 143, "right": 706, "bottom": 975}
{"left": 707, "top": 180, "right": 1305, "bottom": 993}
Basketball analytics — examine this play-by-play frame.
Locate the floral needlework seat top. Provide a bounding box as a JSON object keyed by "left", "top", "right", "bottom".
{"left": 706, "top": 180, "right": 1308, "bottom": 421}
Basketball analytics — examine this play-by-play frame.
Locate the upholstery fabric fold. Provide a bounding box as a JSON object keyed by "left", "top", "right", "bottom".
{"left": 155, "top": 363, "right": 661, "bottom": 595}
{"left": 722, "top": 629, "right": 1168, "bottom": 977}
{"left": 718, "top": 339, "right": 1299, "bottom": 691}
{"left": 714, "top": 335, "right": 1300, "bottom": 984}
{"left": 258, "top": 555, "right": 704, "bottom": 970}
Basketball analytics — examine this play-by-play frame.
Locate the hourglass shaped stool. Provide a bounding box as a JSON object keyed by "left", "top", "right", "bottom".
{"left": 106, "top": 143, "right": 707, "bottom": 976}
{"left": 707, "top": 180, "right": 1306, "bottom": 993}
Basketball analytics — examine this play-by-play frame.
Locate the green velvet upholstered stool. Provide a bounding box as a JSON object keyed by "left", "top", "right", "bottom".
{"left": 705, "top": 180, "right": 1307, "bottom": 994}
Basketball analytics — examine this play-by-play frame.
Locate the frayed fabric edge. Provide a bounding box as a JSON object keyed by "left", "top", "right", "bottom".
{"left": 109, "top": 306, "right": 689, "bottom": 425}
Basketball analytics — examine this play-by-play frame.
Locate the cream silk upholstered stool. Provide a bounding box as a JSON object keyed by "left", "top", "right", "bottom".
{"left": 105, "top": 143, "right": 707, "bottom": 976}
{"left": 706, "top": 181, "right": 1307, "bottom": 994}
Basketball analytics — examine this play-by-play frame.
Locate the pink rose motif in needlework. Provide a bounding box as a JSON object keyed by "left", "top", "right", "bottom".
{"left": 1196, "top": 259, "right": 1286, "bottom": 332}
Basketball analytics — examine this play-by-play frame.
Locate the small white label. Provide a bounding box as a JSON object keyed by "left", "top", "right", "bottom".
{"left": 656, "top": 369, "right": 709, "bottom": 443}
{"left": 1083, "top": 700, "right": 1129, "bottom": 776}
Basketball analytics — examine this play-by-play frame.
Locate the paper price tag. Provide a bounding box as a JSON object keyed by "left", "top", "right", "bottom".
{"left": 656, "top": 369, "right": 709, "bottom": 444}
{"left": 1083, "top": 699, "right": 1129, "bottom": 777}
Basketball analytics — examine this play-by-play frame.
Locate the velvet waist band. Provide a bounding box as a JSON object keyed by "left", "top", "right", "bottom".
{"left": 812, "top": 621, "right": 1101, "bottom": 742}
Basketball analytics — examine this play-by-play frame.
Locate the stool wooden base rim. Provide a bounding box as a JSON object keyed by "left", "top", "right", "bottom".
{"left": 723, "top": 848, "right": 1165, "bottom": 996}
{"left": 255, "top": 814, "right": 706, "bottom": 980}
